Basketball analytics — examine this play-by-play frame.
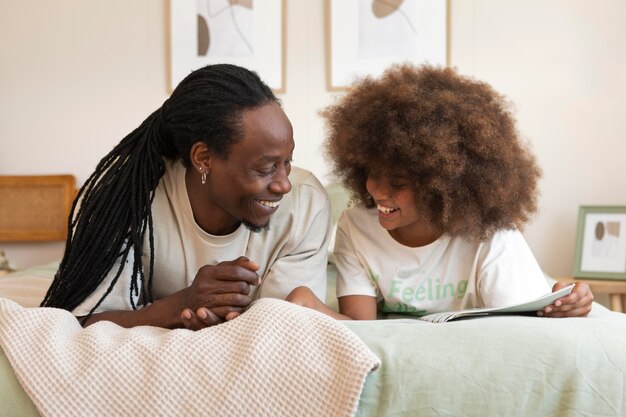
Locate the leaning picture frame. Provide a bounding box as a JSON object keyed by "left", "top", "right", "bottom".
{"left": 573, "top": 206, "right": 626, "bottom": 280}
{"left": 325, "top": 0, "right": 450, "bottom": 91}
{"left": 167, "top": 0, "right": 286, "bottom": 94}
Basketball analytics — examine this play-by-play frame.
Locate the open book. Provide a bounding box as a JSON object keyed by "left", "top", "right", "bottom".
{"left": 418, "top": 284, "right": 575, "bottom": 323}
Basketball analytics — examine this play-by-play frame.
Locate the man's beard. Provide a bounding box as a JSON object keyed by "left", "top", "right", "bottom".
{"left": 243, "top": 220, "right": 270, "bottom": 233}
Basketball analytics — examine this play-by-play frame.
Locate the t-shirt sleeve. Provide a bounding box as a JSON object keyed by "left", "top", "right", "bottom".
{"left": 333, "top": 213, "right": 378, "bottom": 299}
{"left": 71, "top": 246, "right": 140, "bottom": 316}
{"left": 476, "top": 230, "right": 551, "bottom": 308}
{"left": 258, "top": 183, "right": 332, "bottom": 302}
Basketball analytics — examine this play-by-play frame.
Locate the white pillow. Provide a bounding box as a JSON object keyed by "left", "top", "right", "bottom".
{"left": 325, "top": 183, "right": 351, "bottom": 264}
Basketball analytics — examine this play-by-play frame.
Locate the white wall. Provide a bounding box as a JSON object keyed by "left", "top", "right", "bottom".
{"left": 1, "top": 0, "right": 169, "bottom": 268}
{"left": 2, "top": 1, "right": 626, "bottom": 294}
{"left": 451, "top": 1, "right": 626, "bottom": 283}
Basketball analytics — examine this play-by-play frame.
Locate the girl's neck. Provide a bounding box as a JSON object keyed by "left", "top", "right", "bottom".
{"left": 388, "top": 223, "right": 443, "bottom": 248}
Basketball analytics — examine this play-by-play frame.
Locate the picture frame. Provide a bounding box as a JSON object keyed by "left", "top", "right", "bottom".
{"left": 168, "top": 0, "right": 286, "bottom": 94}
{"left": 325, "top": 0, "right": 450, "bottom": 91}
{"left": 573, "top": 206, "right": 626, "bottom": 280}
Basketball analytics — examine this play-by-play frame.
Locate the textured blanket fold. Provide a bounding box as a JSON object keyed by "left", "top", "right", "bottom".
{"left": 0, "top": 297, "right": 380, "bottom": 417}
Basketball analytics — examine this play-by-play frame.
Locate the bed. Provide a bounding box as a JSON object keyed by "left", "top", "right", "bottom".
{"left": 1, "top": 176, "right": 626, "bottom": 417}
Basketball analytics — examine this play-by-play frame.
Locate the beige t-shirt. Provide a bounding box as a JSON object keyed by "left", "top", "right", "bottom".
{"left": 74, "top": 161, "right": 331, "bottom": 316}
{"left": 334, "top": 205, "right": 550, "bottom": 315}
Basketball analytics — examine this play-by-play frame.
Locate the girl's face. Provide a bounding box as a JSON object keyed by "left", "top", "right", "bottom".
{"left": 365, "top": 175, "right": 442, "bottom": 247}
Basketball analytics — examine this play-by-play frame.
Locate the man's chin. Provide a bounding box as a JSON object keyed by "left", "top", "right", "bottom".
{"left": 243, "top": 220, "right": 270, "bottom": 233}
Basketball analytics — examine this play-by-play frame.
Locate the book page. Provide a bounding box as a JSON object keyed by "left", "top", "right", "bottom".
{"left": 419, "top": 283, "right": 575, "bottom": 323}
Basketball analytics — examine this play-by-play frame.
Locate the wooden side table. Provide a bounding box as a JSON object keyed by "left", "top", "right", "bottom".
{"left": 558, "top": 278, "right": 626, "bottom": 313}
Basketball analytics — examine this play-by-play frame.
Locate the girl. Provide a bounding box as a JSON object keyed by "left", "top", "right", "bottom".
{"left": 288, "top": 64, "right": 593, "bottom": 319}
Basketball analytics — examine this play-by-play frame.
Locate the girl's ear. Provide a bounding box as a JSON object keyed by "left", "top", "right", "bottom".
{"left": 189, "top": 141, "right": 212, "bottom": 173}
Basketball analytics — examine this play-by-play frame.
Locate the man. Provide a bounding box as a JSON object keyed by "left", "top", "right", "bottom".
{"left": 42, "top": 64, "right": 331, "bottom": 329}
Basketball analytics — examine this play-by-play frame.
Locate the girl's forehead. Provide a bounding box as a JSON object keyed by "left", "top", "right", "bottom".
{"left": 365, "top": 164, "right": 408, "bottom": 180}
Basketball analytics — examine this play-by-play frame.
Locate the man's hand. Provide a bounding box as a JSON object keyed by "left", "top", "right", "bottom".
{"left": 180, "top": 257, "right": 261, "bottom": 330}
{"left": 539, "top": 281, "right": 593, "bottom": 318}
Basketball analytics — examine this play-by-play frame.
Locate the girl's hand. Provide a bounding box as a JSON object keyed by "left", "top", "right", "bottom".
{"left": 539, "top": 281, "right": 593, "bottom": 318}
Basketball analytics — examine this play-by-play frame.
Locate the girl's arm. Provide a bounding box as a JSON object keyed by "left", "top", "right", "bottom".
{"left": 285, "top": 287, "right": 377, "bottom": 320}
{"left": 339, "top": 295, "right": 377, "bottom": 320}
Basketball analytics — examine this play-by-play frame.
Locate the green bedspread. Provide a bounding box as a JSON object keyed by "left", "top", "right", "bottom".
{"left": 345, "top": 310, "right": 626, "bottom": 417}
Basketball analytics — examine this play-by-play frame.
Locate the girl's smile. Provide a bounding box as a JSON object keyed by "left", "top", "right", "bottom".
{"left": 376, "top": 203, "right": 400, "bottom": 222}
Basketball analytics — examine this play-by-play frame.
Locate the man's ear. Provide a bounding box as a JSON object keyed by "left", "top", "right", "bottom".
{"left": 189, "top": 141, "right": 211, "bottom": 173}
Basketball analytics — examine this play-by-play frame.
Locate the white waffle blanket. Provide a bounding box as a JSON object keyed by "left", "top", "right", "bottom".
{"left": 0, "top": 297, "right": 380, "bottom": 417}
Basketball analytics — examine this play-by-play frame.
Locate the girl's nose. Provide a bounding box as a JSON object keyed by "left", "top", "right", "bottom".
{"left": 366, "top": 176, "right": 388, "bottom": 200}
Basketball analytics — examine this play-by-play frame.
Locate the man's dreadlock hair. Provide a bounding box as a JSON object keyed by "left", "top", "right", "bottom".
{"left": 41, "top": 64, "right": 278, "bottom": 315}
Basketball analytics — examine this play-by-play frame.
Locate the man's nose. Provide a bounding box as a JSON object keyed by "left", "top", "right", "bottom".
{"left": 269, "top": 166, "right": 292, "bottom": 195}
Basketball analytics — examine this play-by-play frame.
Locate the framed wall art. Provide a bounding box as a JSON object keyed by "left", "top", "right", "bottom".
{"left": 325, "top": 0, "right": 450, "bottom": 91}
{"left": 573, "top": 206, "right": 626, "bottom": 280}
{"left": 168, "top": 0, "right": 286, "bottom": 93}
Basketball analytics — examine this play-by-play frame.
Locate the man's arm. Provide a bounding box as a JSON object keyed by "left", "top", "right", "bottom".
{"left": 78, "top": 257, "right": 260, "bottom": 329}
{"left": 80, "top": 289, "right": 194, "bottom": 328}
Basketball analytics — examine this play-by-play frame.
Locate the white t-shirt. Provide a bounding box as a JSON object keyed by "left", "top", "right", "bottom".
{"left": 73, "top": 161, "right": 331, "bottom": 316}
{"left": 334, "top": 205, "right": 549, "bottom": 315}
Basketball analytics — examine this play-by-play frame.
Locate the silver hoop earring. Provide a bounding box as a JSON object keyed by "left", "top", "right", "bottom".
{"left": 201, "top": 171, "right": 207, "bottom": 185}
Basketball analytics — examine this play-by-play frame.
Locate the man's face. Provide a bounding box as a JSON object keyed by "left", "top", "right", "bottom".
{"left": 201, "top": 103, "right": 294, "bottom": 235}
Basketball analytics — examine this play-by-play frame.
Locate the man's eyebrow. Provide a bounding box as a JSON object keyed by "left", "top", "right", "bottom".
{"left": 254, "top": 146, "right": 295, "bottom": 163}
{"left": 254, "top": 154, "right": 291, "bottom": 163}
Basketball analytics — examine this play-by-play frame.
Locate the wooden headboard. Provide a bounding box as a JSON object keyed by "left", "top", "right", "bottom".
{"left": 0, "top": 175, "right": 77, "bottom": 242}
